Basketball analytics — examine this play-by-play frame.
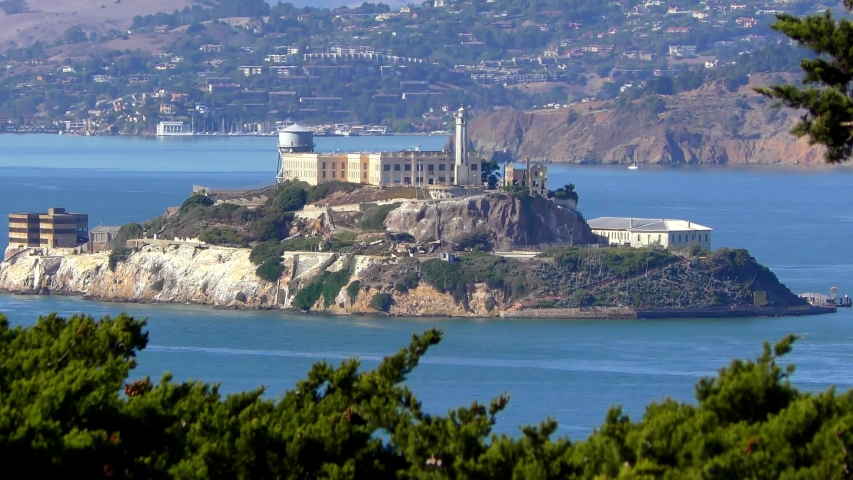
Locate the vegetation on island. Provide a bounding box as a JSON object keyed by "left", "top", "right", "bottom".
{"left": 2, "top": 312, "right": 851, "bottom": 478}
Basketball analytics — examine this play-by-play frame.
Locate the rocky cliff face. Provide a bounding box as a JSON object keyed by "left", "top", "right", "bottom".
{"left": 383, "top": 194, "right": 594, "bottom": 250}
{"left": 0, "top": 245, "right": 279, "bottom": 309}
{"left": 469, "top": 76, "right": 826, "bottom": 166}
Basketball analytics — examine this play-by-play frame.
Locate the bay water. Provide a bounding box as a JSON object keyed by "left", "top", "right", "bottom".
{"left": 0, "top": 134, "right": 851, "bottom": 437}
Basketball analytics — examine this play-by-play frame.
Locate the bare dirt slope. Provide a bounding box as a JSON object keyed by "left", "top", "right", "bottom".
{"left": 0, "top": 0, "right": 197, "bottom": 47}
{"left": 469, "top": 74, "right": 828, "bottom": 166}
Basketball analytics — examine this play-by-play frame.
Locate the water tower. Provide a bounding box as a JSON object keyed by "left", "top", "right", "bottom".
{"left": 276, "top": 124, "right": 315, "bottom": 184}
{"left": 278, "top": 124, "right": 314, "bottom": 153}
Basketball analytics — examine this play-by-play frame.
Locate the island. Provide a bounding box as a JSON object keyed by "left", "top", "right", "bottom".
{"left": 0, "top": 178, "right": 835, "bottom": 318}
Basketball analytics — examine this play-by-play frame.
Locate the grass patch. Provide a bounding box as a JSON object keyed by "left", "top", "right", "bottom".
{"left": 359, "top": 203, "right": 400, "bottom": 231}
{"left": 378, "top": 187, "right": 417, "bottom": 201}
{"left": 549, "top": 246, "right": 676, "bottom": 277}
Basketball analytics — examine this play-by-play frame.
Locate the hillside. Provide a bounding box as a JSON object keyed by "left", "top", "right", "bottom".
{"left": 0, "top": 0, "right": 197, "bottom": 47}
{"left": 469, "top": 74, "right": 827, "bottom": 166}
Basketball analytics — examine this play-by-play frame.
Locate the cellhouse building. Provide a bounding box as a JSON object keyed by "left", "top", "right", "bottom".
{"left": 275, "top": 107, "right": 480, "bottom": 189}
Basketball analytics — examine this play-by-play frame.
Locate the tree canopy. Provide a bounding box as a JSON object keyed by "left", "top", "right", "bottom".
{"left": 2, "top": 313, "right": 853, "bottom": 478}
{"left": 757, "top": 2, "right": 853, "bottom": 163}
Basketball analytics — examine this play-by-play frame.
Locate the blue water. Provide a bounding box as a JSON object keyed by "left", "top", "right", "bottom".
{"left": 1, "top": 135, "right": 852, "bottom": 438}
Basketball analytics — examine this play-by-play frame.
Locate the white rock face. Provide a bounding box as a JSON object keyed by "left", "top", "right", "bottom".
{"left": 0, "top": 245, "right": 280, "bottom": 309}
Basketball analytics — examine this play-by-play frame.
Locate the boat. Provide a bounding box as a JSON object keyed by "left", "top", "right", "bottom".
{"left": 628, "top": 158, "right": 639, "bottom": 170}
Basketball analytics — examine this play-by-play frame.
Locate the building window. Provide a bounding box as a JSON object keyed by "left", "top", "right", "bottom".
{"left": 394, "top": 164, "right": 401, "bottom": 171}
{"left": 439, "top": 176, "right": 446, "bottom": 182}
{"left": 428, "top": 164, "right": 435, "bottom": 171}
{"left": 405, "top": 177, "right": 411, "bottom": 183}
{"left": 417, "top": 164, "right": 423, "bottom": 171}
{"left": 340, "top": 162, "right": 344, "bottom": 170}
{"left": 383, "top": 164, "right": 391, "bottom": 171}
{"left": 658, "top": 234, "right": 661, "bottom": 242}
{"left": 637, "top": 234, "right": 640, "bottom": 241}
{"left": 471, "top": 163, "right": 478, "bottom": 171}
{"left": 404, "top": 164, "right": 411, "bottom": 171}
{"left": 363, "top": 172, "right": 367, "bottom": 179}
{"left": 439, "top": 164, "right": 446, "bottom": 171}
{"left": 450, "top": 177, "right": 454, "bottom": 183}
{"left": 678, "top": 235, "right": 681, "bottom": 242}
{"left": 705, "top": 234, "right": 708, "bottom": 241}
{"left": 363, "top": 163, "right": 367, "bottom": 169}
{"left": 332, "top": 171, "right": 336, "bottom": 178}
{"left": 322, "top": 162, "right": 326, "bottom": 169}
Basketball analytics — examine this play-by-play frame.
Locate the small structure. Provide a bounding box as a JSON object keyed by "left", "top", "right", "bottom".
{"left": 588, "top": 217, "right": 713, "bottom": 249}
{"left": 504, "top": 158, "right": 548, "bottom": 196}
{"left": 156, "top": 121, "right": 192, "bottom": 136}
{"left": 8, "top": 207, "right": 89, "bottom": 249}
{"left": 440, "top": 252, "right": 459, "bottom": 263}
{"left": 89, "top": 225, "right": 121, "bottom": 253}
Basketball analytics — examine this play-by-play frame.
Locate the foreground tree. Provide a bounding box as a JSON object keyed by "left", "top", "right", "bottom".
{"left": 757, "top": 2, "right": 853, "bottom": 163}
{"left": 2, "top": 313, "right": 853, "bottom": 478}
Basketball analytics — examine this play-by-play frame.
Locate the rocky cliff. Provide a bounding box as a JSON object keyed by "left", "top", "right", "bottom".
{"left": 469, "top": 76, "right": 827, "bottom": 166}
{"left": 383, "top": 194, "right": 593, "bottom": 250}
{"left": 0, "top": 246, "right": 279, "bottom": 309}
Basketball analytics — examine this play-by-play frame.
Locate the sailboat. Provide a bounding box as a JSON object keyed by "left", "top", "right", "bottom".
{"left": 628, "top": 157, "right": 639, "bottom": 170}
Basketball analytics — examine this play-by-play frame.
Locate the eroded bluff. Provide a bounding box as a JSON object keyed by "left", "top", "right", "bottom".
{"left": 382, "top": 194, "right": 594, "bottom": 250}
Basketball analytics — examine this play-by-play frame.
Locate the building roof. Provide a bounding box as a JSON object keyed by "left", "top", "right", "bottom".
{"left": 91, "top": 225, "right": 121, "bottom": 235}
{"left": 281, "top": 124, "right": 312, "bottom": 133}
{"left": 588, "top": 217, "right": 712, "bottom": 232}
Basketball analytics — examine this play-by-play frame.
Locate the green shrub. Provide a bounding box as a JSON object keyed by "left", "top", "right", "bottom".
{"left": 199, "top": 226, "right": 244, "bottom": 245}
{"left": 108, "top": 247, "right": 133, "bottom": 272}
{"left": 359, "top": 203, "right": 400, "bottom": 231}
{"left": 180, "top": 194, "right": 214, "bottom": 212}
{"left": 293, "top": 279, "right": 324, "bottom": 310}
{"left": 251, "top": 217, "right": 286, "bottom": 242}
{"left": 369, "top": 292, "right": 393, "bottom": 312}
{"left": 346, "top": 281, "right": 361, "bottom": 305}
{"left": 150, "top": 279, "right": 165, "bottom": 292}
{"left": 322, "top": 265, "right": 352, "bottom": 308}
{"left": 274, "top": 184, "right": 308, "bottom": 212}
{"left": 249, "top": 241, "right": 284, "bottom": 265}
{"left": 306, "top": 181, "right": 361, "bottom": 203}
{"left": 550, "top": 247, "right": 675, "bottom": 277}
{"left": 281, "top": 237, "right": 322, "bottom": 251}
{"left": 256, "top": 260, "right": 285, "bottom": 282}
{"left": 108, "top": 223, "right": 143, "bottom": 250}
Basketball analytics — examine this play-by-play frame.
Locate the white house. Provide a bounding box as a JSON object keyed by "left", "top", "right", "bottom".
{"left": 588, "top": 217, "right": 713, "bottom": 249}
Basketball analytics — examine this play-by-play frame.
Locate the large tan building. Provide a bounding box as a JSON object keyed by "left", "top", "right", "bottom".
{"left": 8, "top": 208, "right": 89, "bottom": 249}
{"left": 504, "top": 159, "right": 548, "bottom": 196}
{"left": 276, "top": 107, "right": 478, "bottom": 188}
{"left": 588, "top": 217, "right": 713, "bottom": 250}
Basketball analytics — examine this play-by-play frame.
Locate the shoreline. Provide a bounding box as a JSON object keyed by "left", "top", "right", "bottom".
{"left": 0, "top": 290, "right": 836, "bottom": 320}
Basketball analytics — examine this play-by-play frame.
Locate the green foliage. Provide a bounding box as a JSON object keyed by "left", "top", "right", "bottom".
{"left": 4, "top": 314, "right": 842, "bottom": 479}
{"left": 198, "top": 226, "right": 244, "bottom": 245}
{"left": 550, "top": 247, "right": 676, "bottom": 277}
{"left": 359, "top": 203, "right": 400, "bottom": 231}
{"left": 455, "top": 229, "right": 495, "bottom": 252}
{"left": 421, "top": 253, "right": 533, "bottom": 303}
{"left": 346, "top": 280, "right": 361, "bottom": 305}
{"left": 250, "top": 216, "right": 288, "bottom": 242}
{"left": 281, "top": 237, "right": 322, "bottom": 251}
{"left": 108, "top": 247, "right": 132, "bottom": 272}
{"left": 327, "top": 232, "right": 358, "bottom": 252}
{"left": 273, "top": 183, "right": 308, "bottom": 212}
{"left": 369, "top": 292, "right": 394, "bottom": 312}
{"left": 757, "top": 9, "right": 853, "bottom": 163}
{"left": 322, "top": 264, "right": 352, "bottom": 308}
{"left": 250, "top": 241, "right": 284, "bottom": 265}
{"left": 150, "top": 279, "right": 165, "bottom": 292}
{"left": 180, "top": 194, "right": 214, "bottom": 212}
{"left": 550, "top": 184, "right": 579, "bottom": 204}
{"left": 108, "top": 223, "right": 142, "bottom": 250}
{"left": 293, "top": 278, "right": 324, "bottom": 310}
{"left": 480, "top": 160, "right": 501, "bottom": 189}
{"left": 256, "top": 260, "right": 285, "bottom": 282}
{"left": 305, "top": 181, "right": 362, "bottom": 204}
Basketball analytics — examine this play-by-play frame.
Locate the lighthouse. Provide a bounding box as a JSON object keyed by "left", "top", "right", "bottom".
{"left": 454, "top": 106, "right": 469, "bottom": 185}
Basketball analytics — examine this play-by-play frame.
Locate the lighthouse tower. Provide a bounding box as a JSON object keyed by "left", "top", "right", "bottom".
{"left": 454, "top": 106, "right": 469, "bottom": 185}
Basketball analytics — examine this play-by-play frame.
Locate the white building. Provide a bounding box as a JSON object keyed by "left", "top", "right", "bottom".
{"left": 156, "top": 121, "right": 192, "bottom": 136}
{"left": 275, "top": 107, "right": 478, "bottom": 189}
{"left": 588, "top": 217, "right": 713, "bottom": 249}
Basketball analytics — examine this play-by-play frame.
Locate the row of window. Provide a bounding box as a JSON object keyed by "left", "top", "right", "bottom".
{"left": 383, "top": 176, "right": 455, "bottom": 184}
{"left": 602, "top": 231, "right": 709, "bottom": 243}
